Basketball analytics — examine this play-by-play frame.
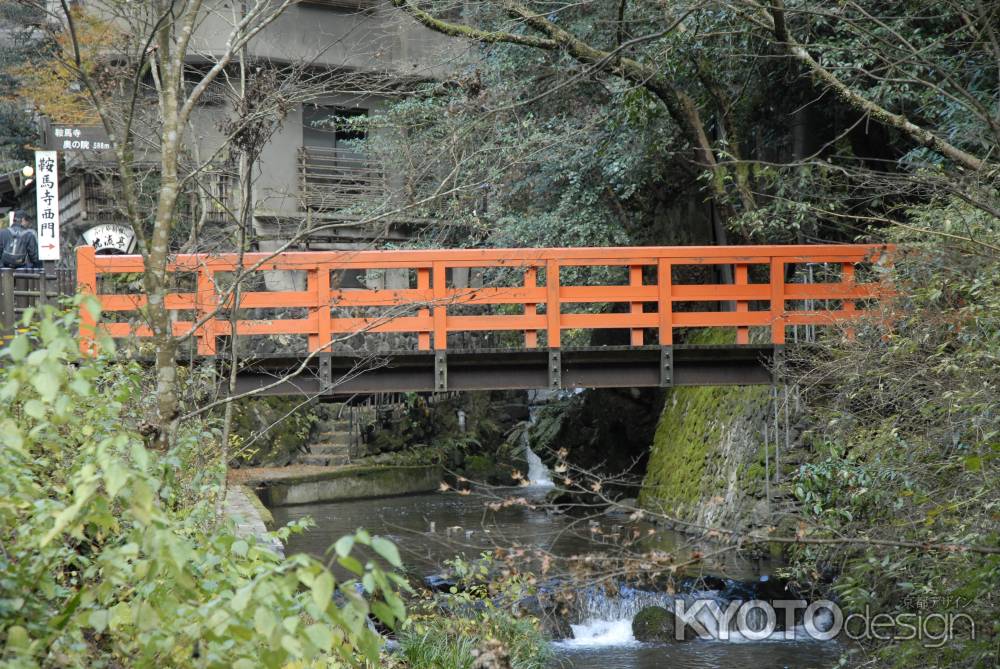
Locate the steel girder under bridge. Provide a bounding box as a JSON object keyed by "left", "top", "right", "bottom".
{"left": 76, "top": 244, "right": 892, "bottom": 395}
{"left": 226, "top": 345, "right": 776, "bottom": 397}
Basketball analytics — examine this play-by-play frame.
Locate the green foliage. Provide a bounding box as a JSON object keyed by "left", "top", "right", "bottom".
{"left": 0, "top": 303, "right": 408, "bottom": 667}
{"left": 368, "top": 394, "right": 438, "bottom": 454}
{"left": 0, "top": 4, "right": 43, "bottom": 168}
{"left": 397, "top": 612, "right": 548, "bottom": 669}
{"left": 229, "top": 397, "right": 318, "bottom": 467}
{"left": 397, "top": 554, "right": 550, "bottom": 669}
{"left": 363, "top": 391, "right": 521, "bottom": 482}
{"left": 780, "top": 197, "right": 1000, "bottom": 667}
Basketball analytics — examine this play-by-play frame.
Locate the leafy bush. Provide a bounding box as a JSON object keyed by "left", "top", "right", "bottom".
{"left": 396, "top": 554, "right": 550, "bottom": 669}
{"left": 229, "top": 397, "right": 318, "bottom": 467}
{"left": 0, "top": 301, "right": 408, "bottom": 667}
{"left": 782, "top": 198, "right": 1000, "bottom": 667}
{"left": 397, "top": 612, "right": 548, "bottom": 669}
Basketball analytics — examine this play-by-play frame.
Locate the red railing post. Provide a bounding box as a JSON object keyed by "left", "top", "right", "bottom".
{"left": 842, "top": 262, "right": 856, "bottom": 341}
{"left": 629, "top": 264, "right": 644, "bottom": 346}
{"left": 308, "top": 266, "right": 332, "bottom": 352}
{"left": 657, "top": 258, "right": 672, "bottom": 345}
{"left": 77, "top": 245, "right": 98, "bottom": 355}
{"left": 546, "top": 259, "right": 561, "bottom": 348}
{"left": 770, "top": 258, "right": 786, "bottom": 345}
{"left": 524, "top": 266, "right": 538, "bottom": 348}
{"left": 417, "top": 267, "right": 431, "bottom": 350}
{"left": 196, "top": 268, "right": 217, "bottom": 355}
{"left": 432, "top": 261, "right": 447, "bottom": 350}
{"left": 735, "top": 263, "right": 749, "bottom": 345}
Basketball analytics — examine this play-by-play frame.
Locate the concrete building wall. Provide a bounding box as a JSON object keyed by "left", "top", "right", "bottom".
{"left": 57, "top": 0, "right": 463, "bottom": 288}
{"left": 191, "top": 1, "right": 458, "bottom": 79}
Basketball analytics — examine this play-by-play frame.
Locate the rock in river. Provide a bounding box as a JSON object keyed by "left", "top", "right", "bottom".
{"left": 632, "top": 605, "right": 696, "bottom": 642}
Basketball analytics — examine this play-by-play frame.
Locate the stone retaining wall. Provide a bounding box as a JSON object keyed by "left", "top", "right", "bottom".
{"left": 256, "top": 464, "right": 443, "bottom": 507}
{"left": 224, "top": 484, "right": 285, "bottom": 556}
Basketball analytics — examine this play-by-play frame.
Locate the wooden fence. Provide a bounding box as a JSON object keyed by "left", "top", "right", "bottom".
{"left": 0, "top": 269, "right": 76, "bottom": 336}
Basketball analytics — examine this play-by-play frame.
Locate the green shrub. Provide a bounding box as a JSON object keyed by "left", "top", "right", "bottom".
{"left": 229, "top": 397, "right": 318, "bottom": 466}
{"left": 780, "top": 198, "right": 1000, "bottom": 668}
{"left": 396, "top": 554, "right": 550, "bottom": 669}
{"left": 398, "top": 611, "right": 548, "bottom": 669}
{"left": 0, "top": 301, "right": 408, "bottom": 667}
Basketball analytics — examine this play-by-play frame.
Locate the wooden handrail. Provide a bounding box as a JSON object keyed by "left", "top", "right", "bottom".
{"left": 76, "top": 244, "right": 893, "bottom": 355}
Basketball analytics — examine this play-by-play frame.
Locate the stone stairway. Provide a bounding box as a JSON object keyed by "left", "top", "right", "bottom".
{"left": 297, "top": 416, "right": 353, "bottom": 467}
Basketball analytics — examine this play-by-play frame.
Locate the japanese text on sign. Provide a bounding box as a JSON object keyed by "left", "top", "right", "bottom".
{"left": 43, "top": 124, "right": 113, "bottom": 153}
{"left": 34, "top": 150, "right": 60, "bottom": 261}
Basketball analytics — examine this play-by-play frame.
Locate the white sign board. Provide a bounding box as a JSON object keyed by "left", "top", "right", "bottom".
{"left": 82, "top": 223, "right": 136, "bottom": 254}
{"left": 34, "top": 150, "right": 60, "bottom": 260}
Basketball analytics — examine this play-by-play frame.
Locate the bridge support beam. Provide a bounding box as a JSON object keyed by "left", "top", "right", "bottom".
{"left": 548, "top": 350, "right": 562, "bottom": 389}
{"left": 660, "top": 346, "right": 673, "bottom": 387}
{"left": 228, "top": 345, "right": 776, "bottom": 397}
{"left": 435, "top": 351, "right": 448, "bottom": 392}
{"left": 319, "top": 353, "right": 333, "bottom": 394}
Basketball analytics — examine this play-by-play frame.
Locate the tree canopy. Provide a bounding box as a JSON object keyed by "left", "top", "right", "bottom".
{"left": 379, "top": 0, "right": 998, "bottom": 248}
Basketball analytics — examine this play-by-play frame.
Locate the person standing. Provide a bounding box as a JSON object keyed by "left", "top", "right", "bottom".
{"left": 0, "top": 209, "right": 40, "bottom": 270}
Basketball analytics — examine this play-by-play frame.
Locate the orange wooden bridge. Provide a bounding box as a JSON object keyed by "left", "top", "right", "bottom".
{"left": 76, "top": 244, "right": 891, "bottom": 396}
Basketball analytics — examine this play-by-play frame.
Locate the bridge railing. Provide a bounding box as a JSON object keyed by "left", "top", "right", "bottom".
{"left": 76, "top": 244, "right": 892, "bottom": 355}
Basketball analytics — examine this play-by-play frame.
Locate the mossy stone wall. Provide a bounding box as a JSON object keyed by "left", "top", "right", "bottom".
{"left": 639, "top": 330, "right": 773, "bottom": 529}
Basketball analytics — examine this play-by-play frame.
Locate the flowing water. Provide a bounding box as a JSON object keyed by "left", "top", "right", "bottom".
{"left": 271, "top": 489, "right": 853, "bottom": 668}
{"left": 524, "top": 443, "right": 555, "bottom": 488}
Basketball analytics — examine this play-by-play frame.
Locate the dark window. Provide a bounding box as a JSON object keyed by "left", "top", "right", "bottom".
{"left": 302, "top": 106, "right": 367, "bottom": 152}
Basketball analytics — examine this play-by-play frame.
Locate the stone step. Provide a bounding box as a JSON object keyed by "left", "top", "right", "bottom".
{"left": 315, "top": 430, "right": 352, "bottom": 445}
{"left": 310, "top": 444, "right": 350, "bottom": 456}
{"left": 315, "top": 419, "right": 352, "bottom": 432}
{"left": 298, "top": 454, "right": 350, "bottom": 467}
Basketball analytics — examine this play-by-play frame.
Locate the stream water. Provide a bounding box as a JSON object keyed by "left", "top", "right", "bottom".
{"left": 271, "top": 473, "right": 853, "bottom": 668}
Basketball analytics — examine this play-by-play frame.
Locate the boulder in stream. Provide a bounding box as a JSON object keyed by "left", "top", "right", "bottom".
{"left": 632, "top": 606, "right": 696, "bottom": 642}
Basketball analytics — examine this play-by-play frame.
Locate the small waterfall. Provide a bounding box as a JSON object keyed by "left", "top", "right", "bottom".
{"left": 524, "top": 441, "right": 554, "bottom": 487}
{"left": 522, "top": 404, "right": 554, "bottom": 488}
{"left": 559, "top": 587, "right": 675, "bottom": 647}
{"left": 563, "top": 619, "right": 636, "bottom": 646}
{"left": 557, "top": 584, "right": 788, "bottom": 647}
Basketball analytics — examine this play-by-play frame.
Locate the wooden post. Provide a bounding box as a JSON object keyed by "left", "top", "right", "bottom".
{"left": 76, "top": 246, "right": 98, "bottom": 355}
{"left": 657, "top": 258, "right": 672, "bottom": 345}
{"left": 38, "top": 267, "right": 49, "bottom": 307}
{"left": 735, "top": 263, "right": 749, "bottom": 345}
{"left": 842, "top": 262, "right": 856, "bottom": 341}
{"left": 524, "top": 266, "right": 538, "bottom": 348}
{"left": 770, "top": 259, "right": 786, "bottom": 345}
{"left": 629, "top": 264, "right": 644, "bottom": 346}
{"left": 0, "top": 270, "right": 13, "bottom": 337}
{"left": 317, "top": 266, "right": 332, "bottom": 352}
{"left": 196, "top": 268, "right": 217, "bottom": 355}
{"left": 432, "top": 262, "right": 447, "bottom": 350}
{"left": 545, "top": 259, "right": 561, "bottom": 349}
{"left": 417, "top": 267, "right": 431, "bottom": 350}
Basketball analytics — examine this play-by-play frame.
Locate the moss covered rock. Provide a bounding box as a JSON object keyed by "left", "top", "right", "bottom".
{"left": 632, "top": 606, "right": 694, "bottom": 642}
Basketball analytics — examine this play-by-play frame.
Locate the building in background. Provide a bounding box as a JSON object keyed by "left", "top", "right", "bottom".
{"left": 7, "top": 0, "right": 462, "bottom": 292}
